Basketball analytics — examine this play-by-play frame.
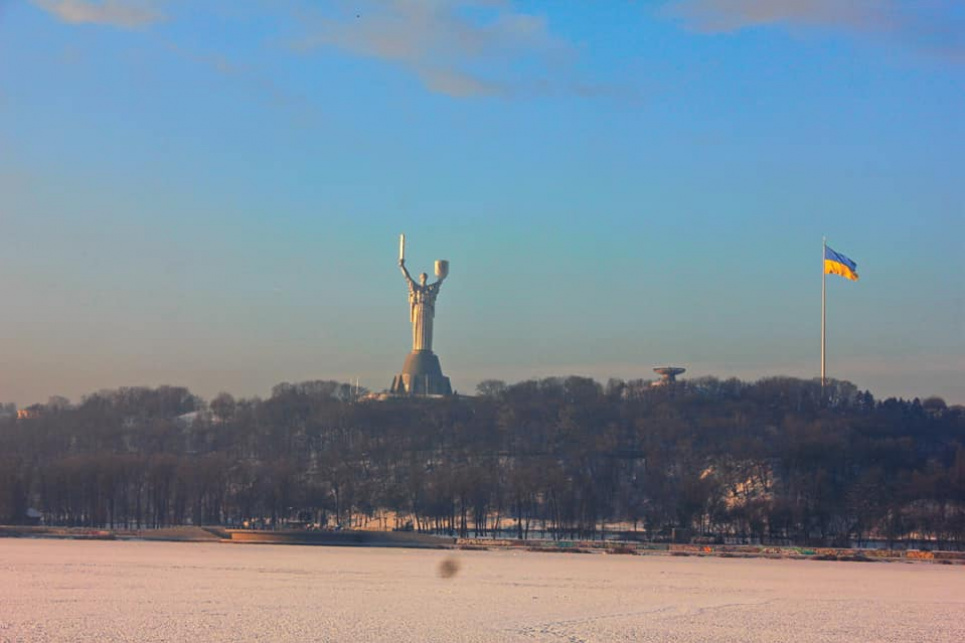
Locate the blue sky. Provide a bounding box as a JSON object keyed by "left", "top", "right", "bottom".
{"left": 1, "top": 0, "right": 963, "bottom": 404}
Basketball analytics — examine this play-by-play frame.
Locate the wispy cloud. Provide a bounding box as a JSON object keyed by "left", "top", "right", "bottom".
{"left": 669, "top": 0, "right": 895, "bottom": 33}
{"left": 667, "top": 0, "right": 965, "bottom": 61}
{"left": 162, "top": 40, "right": 241, "bottom": 76}
{"left": 290, "top": 0, "right": 572, "bottom": 98}
{"left": 30, "top": 2, "right": 319, "bottom": 122}
{"left": 32, "top": 0, "right": 164, "bottom": 28}
{"left": 161, "top": 40, "right": 321, "bottom": 125}
{"left": 418, "top": 68, "right": 500, "bottom": 98}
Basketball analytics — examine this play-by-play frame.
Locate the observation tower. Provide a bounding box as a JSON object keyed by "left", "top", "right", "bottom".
{"left": 652, "top": 366, "right": 686, "bottom": 386}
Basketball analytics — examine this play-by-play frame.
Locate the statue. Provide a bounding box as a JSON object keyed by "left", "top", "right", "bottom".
{"left": 390, "top": 235, "right": 453, "bottom": 396}
{"left": 399, "top": 257, "right": 447, "bottom": 352}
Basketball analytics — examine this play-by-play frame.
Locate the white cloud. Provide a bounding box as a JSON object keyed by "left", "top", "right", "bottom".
{"left": 32, "top": 0, "right": 163, "bottom": 28}
{"left": 667, "top": 0, "right": 965, "bottom": 60}
{"left": 291, "top": 0, "right": 571, "bottom": 98}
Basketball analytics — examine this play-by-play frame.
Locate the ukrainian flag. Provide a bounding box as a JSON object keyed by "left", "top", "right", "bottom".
{"left": 824, "top": 246, "right": 859, "bottom": 281}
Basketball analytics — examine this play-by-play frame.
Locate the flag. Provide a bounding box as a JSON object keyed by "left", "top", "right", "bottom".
{"left": 824, "top": 246, "right": 859, "bottom": 281}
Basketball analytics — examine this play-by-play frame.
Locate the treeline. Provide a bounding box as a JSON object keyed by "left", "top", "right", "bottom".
{"left": 1, "top": 377, "right": 963, "bottom": 547}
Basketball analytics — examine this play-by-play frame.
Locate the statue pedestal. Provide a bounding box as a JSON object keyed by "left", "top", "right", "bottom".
{"left": 390, "top": 350, "right": 452, "bottom": 396}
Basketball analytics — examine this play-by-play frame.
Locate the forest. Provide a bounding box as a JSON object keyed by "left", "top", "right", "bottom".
{"left": 1, "top": 376, "right": 963, "bottom": 548}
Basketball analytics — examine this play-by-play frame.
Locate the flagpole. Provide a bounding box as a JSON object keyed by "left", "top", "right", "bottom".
{"left": 821, "top": 236, "right": 827, "bottom": 391}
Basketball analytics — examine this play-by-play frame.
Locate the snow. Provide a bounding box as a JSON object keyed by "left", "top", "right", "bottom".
{"left": 1, "top": 539, "right": 963, "bottom": 642}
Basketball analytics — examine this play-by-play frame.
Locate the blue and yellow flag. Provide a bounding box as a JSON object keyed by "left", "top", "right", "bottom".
{"left": 824, "top": 246, "right": 859, "bottom": 281}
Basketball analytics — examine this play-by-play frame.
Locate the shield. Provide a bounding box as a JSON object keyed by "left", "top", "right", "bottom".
{"left": 434, "top": 260, "right": 449, "bottom": 279}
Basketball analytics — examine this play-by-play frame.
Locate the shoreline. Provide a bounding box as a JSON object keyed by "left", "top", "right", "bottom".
{"left": 2, "top": 525, "right": 963, "bottom": 564}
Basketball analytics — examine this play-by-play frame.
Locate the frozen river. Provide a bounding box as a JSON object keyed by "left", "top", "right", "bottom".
{"left": 1, "top": 539, "right": 962, "bottom": 642}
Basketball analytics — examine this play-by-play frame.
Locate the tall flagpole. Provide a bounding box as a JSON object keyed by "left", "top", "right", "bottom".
{"left": 821, "top": 236, "right": 827, "bottom": 391}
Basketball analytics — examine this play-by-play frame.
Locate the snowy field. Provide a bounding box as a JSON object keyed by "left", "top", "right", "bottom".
{"left": 1, "top": 539, "right": 963, "bottom": 642}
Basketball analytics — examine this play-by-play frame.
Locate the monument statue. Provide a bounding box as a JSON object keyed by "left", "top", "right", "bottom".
{"left": 399, "top": 257, "right": 447, "bottom": 352}
{"left": 390, "top": 235, "right": 453, "bottom": 396}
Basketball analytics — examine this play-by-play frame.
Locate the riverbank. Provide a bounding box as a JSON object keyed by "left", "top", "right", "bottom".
{"left": 458, "top": 537, "right": 965, "bottom": 564}
{"left": 2, "top": 525, "right": 963, "bottom": 563}
{"left": 0, "top": 525, "right": 453, "bottom": 549}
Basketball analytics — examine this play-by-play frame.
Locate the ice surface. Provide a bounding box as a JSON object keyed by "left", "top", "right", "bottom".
{"left": 1, "top": 539, "right": 963, "bottom": 642}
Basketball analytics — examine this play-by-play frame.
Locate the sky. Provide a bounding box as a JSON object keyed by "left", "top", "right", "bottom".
{"left": 1, "top": 0, "right": 963, "bottom": 406}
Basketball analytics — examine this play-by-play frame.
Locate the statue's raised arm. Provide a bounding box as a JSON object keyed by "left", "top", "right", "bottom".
{"left": 399, "top": 258, "right": 416, "bottom": 288}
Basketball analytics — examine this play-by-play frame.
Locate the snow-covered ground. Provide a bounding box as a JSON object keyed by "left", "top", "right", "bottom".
{"left": 1, "top": 539, "right": 962, "bottom": 642}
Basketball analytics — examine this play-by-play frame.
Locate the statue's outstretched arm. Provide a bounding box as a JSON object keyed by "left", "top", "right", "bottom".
{"left": 399, "top": 259, "right": 415, "bottom": 286}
